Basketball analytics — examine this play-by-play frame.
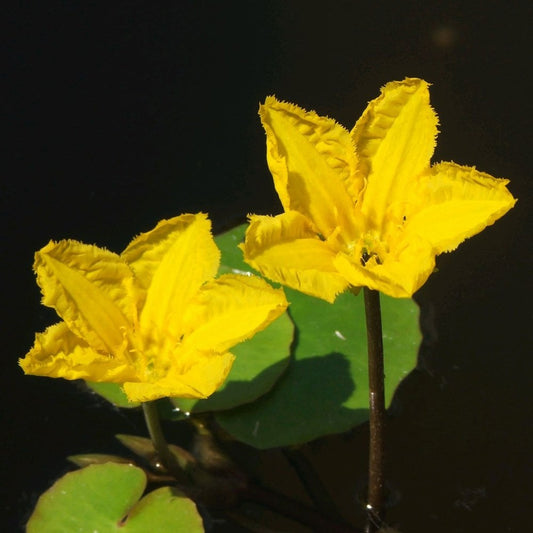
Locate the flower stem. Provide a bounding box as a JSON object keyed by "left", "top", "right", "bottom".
{"left": 142, "top": 401, "right": 189, "bottom": 485}
{"left": 363, "top": 288, "right": 385, "bottom": 532}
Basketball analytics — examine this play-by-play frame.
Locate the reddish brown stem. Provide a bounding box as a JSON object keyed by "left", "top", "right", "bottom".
{"left": 363, "top": 288, "right": 385, "bottom": 532}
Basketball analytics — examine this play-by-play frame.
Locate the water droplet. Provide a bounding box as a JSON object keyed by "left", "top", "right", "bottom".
{"left": 334, "top": 330, "right": 346, "bottom": 341}
{"left": 231, "top": 268, "right": 252, "bottom": 276}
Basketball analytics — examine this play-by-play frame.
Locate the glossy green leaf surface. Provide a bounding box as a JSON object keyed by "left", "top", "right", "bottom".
{"left": 172, "top": 225, "right": 294, "bottom": 414}
{"left": 211, "top": 227, "right": 421, "bottom": 448}
{"left": 26, "top": 463, "right": 204, "bottom": 533}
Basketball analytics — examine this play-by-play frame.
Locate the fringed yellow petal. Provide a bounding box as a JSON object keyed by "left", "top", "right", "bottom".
{"left": 242, "top": 212, "right": 349, "bottom": 303}
{"left": 181, "top": 273, "right": 288, "bottom": 352}
{"left": 19, "top": 323, "right": 136, "bottom": 381}
{"left": 34, "top": 241, "right": 136, "bottom": 353}
{"left": 352, "top": 78, "right": 438, "bottom": 228}
{"left": 123, "top": 380, "right": 199, "bottom": 403}
{"left": 407, "top": 162, "right": 517, "bottom": 253}
{"left": 122, "top": 214, "right": 220, "bottom": 340}
{"left": 260, "top": 96, "right": 361, "bottom": 240}
{"left": 123, "top": 352, "right": 235, "bottom": 402}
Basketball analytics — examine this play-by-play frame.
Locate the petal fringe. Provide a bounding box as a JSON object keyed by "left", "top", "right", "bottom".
{"left": 19, "top": 322, "right": 136, "bottom": 381}
{"left": 260, "top": 96, "right": 361, "bottom": 240}
{"left": 34, "top": 240, "right": 136, "bottom": 353}
{"left": 407, "top": 162, "right": 517, "bottom": 253}
{"left": 352, "top": 78, "right": 438, "bottom": 229}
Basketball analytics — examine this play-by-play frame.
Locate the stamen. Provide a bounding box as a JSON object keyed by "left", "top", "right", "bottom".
{"left": 360, "top": 248, "right": 382, "bottom": 267}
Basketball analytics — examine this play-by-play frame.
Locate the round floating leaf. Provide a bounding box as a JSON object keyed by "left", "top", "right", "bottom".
{"left": 85, "top": 381, "right": 140, "bottom": 408}
{"left": 172, "top": 225, "right": 294, "bottom": 413}
{"left": 216, "top": 286, "right": 420, "bottom": 449}
{"left": 26, "top": 463, "right": 204, "bottom": 533}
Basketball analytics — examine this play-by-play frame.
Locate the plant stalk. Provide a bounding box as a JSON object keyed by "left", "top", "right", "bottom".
{"left": 283, "top": 447, "right": 344, "bottom": 521}
{"left": 142, "top": 401, "right": 189, "bottom": 485}
{"left": 141, "top": 403, "right": 360, "bottom": 531}
{"left": 363, "top": 288, "right": 386, "bottom": 532}
{"left": 244, "top": 484, "right": 362, "bottom": 533}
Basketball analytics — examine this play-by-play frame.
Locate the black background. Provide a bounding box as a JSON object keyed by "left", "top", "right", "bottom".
{"left": 3, "top": 1, "right": 531, "bottom": 531}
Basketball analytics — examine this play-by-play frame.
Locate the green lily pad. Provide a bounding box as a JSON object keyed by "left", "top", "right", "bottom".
{"left": 172, "top": 225, "right": 294, "bottom": 413}
{"left": 215, "top": 271, "right": 420, "bottom": 449}
{"left": 26, "top": 463, "right": 204, "bottom": 533}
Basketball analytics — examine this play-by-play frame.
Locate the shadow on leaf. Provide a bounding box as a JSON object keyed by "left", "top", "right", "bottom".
{"left": 216, "top": 352, "right": 368, "bottom": 449}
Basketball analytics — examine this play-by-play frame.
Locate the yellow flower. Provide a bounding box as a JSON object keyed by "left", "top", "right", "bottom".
{"left": 19, "top": 213, "right": 288, "bottom": 402}
{"left": 242, "top": 78, "right": 516, "bottom": 301}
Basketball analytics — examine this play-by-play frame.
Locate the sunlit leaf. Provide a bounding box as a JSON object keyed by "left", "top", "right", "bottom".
{"left": 26, "top": 463, "right": 204, "bottom": 532}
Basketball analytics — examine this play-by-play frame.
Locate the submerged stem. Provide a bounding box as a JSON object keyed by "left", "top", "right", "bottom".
{"left": 244, "top": 484, "right": 362, "bottom": 533}
{"left": 283, "top": 447, "right": 344, "bottom": 521}
{"left": 142, "top": 401, "right": 189, "bottom": 485}
{"left": 363, "top": 288, "right": 386, "bottom": 532}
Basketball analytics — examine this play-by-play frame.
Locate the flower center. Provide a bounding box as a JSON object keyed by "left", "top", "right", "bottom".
{"left": 345, "top": 230, "right": 389, "bottom": 268}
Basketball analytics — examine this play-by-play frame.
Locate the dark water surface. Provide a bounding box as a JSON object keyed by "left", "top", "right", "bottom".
{"left": 3, "top": 2, "right": 531, "bottom": 531}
